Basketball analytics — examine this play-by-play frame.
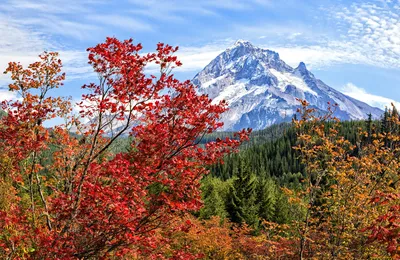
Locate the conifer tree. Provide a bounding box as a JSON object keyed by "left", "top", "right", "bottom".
{"left": 257, "top": 177, "right": 277, "bottom": 222}
{"left": 365, "top": 113, "right": 373, "bottom": 146}
{"left": 226, "top": 158, "right": 259, "bottom": 228}
{"left": 381, "top": 107, "right": 389, "bottom": 134}
{"left": 200, "top": 176, "right": 229, "bottom": 220}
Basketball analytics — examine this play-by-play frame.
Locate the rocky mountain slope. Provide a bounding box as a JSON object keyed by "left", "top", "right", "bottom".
{"left": 192, "top": 40, "right": 383, "bottom": 131}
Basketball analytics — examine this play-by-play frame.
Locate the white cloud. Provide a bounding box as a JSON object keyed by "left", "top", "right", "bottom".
{"left": 323, "top": 1, "right": 400, "bottom": 69}
{"left": 152, "top": 40, "right": 365, "bottom": 74}
{"left": 0, "top": 16, "right": 50, "bottom": 87}
{"left": 207, "top": 1, "right": 400, "bottom": 71}
{"left": 36, "top": 18, "right": 102, "bottom": 41}
{"left": 268, "top": 44, "right": 370, "bottom": 70}
{"left": 141, "top": 38, "right": 377, "bottom": 74}
{"left": 143, "top": 0, "right": 400, "bottom": 73}
{"left": 287, "top": 32, "right": 303, "bottom": 40}
{"left": 175, "top": 44, "right": 226, "bottom": 72}
{"left": 87, "top": 14, "right": 154, "bottom": 32}
{"left": 1, "top": 0, "right": 399, "bottom": 85}
{"left": 0, "top": 0, "right": 156, "bottom": 84}
{"left": 199, "top": 1, "right": 400, "bottom": 71}
{"left": 0, "top": 14, "right": 94, "bottom": 87}
{"left": 340, "top": 83, "right": 400, "bottom": 109}
{"left": 143, "top": 40, "right": 231, "bottom": 74}
{"left": 59, "top": 51, "right": 94, "bottom": 81}
{"left": 0, "top": 0, "right": 103, "bottom": 14}
{"left": 127, "top": 0, "right": 273, "bottom": 22}
{"left": 234, "top": 24, "right": 311, "bottom": 41}
{"left": 0, "top": 89, "right": 18, "bottom": 102}
{"left": 1, "top": 1, "right": 99, "bottom": 40}
{"left": 1, "top": 0, "right": 155, "bottom": 41}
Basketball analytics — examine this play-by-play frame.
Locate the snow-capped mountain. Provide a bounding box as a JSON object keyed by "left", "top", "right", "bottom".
{"left": 192, "top": 40, "right": 383, "bottom": 131}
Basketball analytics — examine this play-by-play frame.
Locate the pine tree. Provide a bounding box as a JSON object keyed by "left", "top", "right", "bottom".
{"left": 365, "top": 113, "right": 373, "bottom": 145}
{"left": 200, "top": 176, "right": 229, "bottom": 220}
{"left": 273, "top": 191, "right": 292, "bottom": 224}
{"left": 257, "top": 177, "right": 277, "bottom": 222}
{"left": 226, "top": 158, "right": 259, "bottom": 228}
{"left": 381, "top": 107, "right": 389, "bottom": 134}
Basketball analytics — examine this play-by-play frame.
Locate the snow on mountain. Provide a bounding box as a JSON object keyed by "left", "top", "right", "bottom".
{"left": 192, "top": 40, "right": 383, "bottom": 131}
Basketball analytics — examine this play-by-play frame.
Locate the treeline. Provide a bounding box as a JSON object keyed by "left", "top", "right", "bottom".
{"left": 197, "top": 122, "right": 291, "bottom": 148}
{"left": 200, "top": 113, "right": 391, "bottom": 230}
{"left": 210, "top": 119, "right": 374, "bottom": 182}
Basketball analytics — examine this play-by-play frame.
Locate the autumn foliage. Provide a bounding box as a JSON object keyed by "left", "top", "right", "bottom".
{"left": 0, "top": 38, "right": 249, "bottom": 259}
{"left": 1, "top": 37, "right": 400, "bottom": 260}
{"left": 273, "top": 100, "right": 400, "bottom": 259}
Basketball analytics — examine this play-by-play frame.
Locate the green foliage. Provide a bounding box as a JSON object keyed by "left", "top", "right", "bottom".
{"left": 107, "top": 136, "right": 133, "bottom": 154}
{"left": 198, "top": 122, "right": 292, "bottom": 148}
{"left": 0, "top": 110, "right": 6, "bottom": 119}
{"left": 199, "top": 176, "right": 230, "bottom": 220}
{"left": 273, "top": 191, "right": 293, "bottom": 224}
{"left": 210, "top": 123, "right": 303, "bottom": 183}
{"left": 257, "top": 177, "right": 278, "bottom": 222}
{"left": 225, "top": 158, "right": 259, "bottom": 228}
{"left": 201, "top": 158, "right": 292, "bottom": 229}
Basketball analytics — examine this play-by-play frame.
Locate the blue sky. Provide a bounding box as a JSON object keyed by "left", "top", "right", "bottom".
{"left": 0, "top": 0, "right": 400, "bottom": 109}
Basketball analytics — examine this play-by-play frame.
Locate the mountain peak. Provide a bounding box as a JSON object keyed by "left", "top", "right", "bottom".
{"left": 193, "top": 42, "right": 383, "bottom": 131}
{"left": 297, "top": 61, "right": 307, "bottom": 70}
{"left": 234, "top": 39, "right": 252, "bottom": 45}
{"left": 233, "top": 39, "right": 254, "bottom": 48}
{"left": 230, "top": 40, "right": 281, "bottom": 61}
{"left": 295, "top": 61, "right": 308, "bottom": 74}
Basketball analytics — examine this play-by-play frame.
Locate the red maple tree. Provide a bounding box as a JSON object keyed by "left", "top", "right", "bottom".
{"left": 0, "top": 38, "right": 249, "bottom": 259}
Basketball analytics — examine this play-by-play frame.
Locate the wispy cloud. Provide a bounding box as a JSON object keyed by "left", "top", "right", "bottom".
{"left": 37, "top": 18, "right": 102, "bottom": 41}
{"left": 235, "top": 24, "right": 310, "bottom": 42}
{"left": 1, "top": 0, "right": 100, "bottom": 39}
{"left": 268, "top": 45, "right": 370, "bottom": 70}
{"left": 340, "top": 83, "right": 400, "bottom": 109}
{"left": 0, "top": 0, "right": 104, "bottom": 14}
{"left": 1, "top": 0, "right": 154, "bottom": 41}
{"left": 266, "top": 0, "right": 400, "bottom": 70}
{"left": 87, "top": 14, "right": 154, "bottom": 32}
{"left": 169, "top": 0, "right": 400, "bottom": 71}
{"left": 127, "top": 0, "right": 273, "bottom": 22}
{"left": 60, "top": 51, "right": 94, "bottom": 81}
{"left": 0, "top": 15, "right": 50, "bottom": 86}
{"left": 1, "top": 0, "right": 274, "bottom": 42}
{"left": 1, "top": 0, "right": 72, "bottom": 14}
{"left": 0, "top": 14, "right": 93, "bottom": 88}
{"left": 1, "top": 0, "right": 400, "bottom": 86}
{"left": 328, "top": 1, "right": 400, "bottom": 69}
{"left": 175, "top": 42, "right": 230, "bottom": 72}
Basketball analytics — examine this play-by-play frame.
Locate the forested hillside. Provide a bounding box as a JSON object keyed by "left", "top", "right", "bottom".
{"left": 199, "top": 116, "right": 383, "bottom": 225}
